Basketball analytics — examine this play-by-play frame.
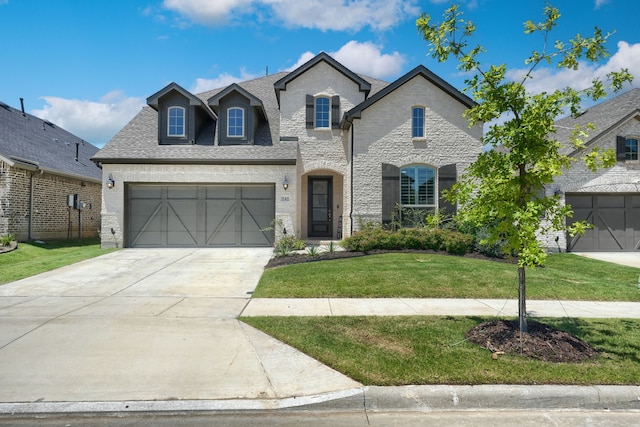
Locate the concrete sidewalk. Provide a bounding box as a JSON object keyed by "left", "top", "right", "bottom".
{"left": 242, "top": 298, "right": 640, "bottom": 318}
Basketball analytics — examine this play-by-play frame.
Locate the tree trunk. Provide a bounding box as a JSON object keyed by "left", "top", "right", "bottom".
{"left": 518, "top": 265, "right": 528, "bottom": 333}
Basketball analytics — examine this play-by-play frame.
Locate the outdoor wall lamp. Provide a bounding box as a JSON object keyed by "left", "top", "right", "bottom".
{"left": 282, "top": 176, "right": 289, "bottom": 191}
{"left": 106, "top": 173, "right": 115, "bottom": 189}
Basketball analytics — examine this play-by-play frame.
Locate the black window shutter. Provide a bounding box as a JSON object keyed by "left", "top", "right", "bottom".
{"left": 381, "top": 164, "right": 400, "bottom": 224}
{"left": 331, "top": 95, "right": 340, "bottom": 129}
{"left": 438, "top": 164, "right": 457, "bottom": 216}
{"left": 305, "top": 95, "right": 314, "bottom": 129}
{"left": 616, "top": 135, "right": 627, "bottom": 161}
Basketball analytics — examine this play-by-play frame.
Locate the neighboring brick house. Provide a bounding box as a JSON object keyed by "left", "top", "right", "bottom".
{"left": 543, "top": 88, "right": 640, "bottom": 252}
{"left": 92, "top": 52, "right": 482, "bottom": 248}
{"left": 0, "top": 101, "right": 102, "bottom": 241}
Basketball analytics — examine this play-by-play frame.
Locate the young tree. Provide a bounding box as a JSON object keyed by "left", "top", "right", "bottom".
{"left": 417, "top": 4, "right": 632, "bottom": 332}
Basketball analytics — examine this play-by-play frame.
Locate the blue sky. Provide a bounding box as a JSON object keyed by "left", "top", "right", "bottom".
{"left": 2, "top": 0, "right": 639, "bottom": 147}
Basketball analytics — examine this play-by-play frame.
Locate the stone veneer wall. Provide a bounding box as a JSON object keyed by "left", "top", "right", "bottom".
{"left": 350, "top": 75, "right": 483, "bottom": 231}
{"left": 0, "top": 164, "right": 101, "bottom": 241}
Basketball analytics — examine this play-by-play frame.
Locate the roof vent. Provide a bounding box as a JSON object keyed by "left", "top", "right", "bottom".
{"left": 20, "top": 98, "right": 25, "bottom": 116}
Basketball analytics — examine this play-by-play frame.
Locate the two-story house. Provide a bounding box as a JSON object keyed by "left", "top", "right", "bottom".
{"left": 92, "top": 52, "right": 483, "bottom": 248}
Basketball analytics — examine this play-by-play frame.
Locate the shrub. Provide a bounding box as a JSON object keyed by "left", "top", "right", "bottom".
{"left": 342, "top": 226, "right": 473, "bottom": 255}
{"left": 274, "top": 235, "right": 306, "bottom": 257}
{"left": 443, "top": 231, "right": 474, "bottom": 255}
{"left": 1, "top": 234, "right": 15, "bottom": 247}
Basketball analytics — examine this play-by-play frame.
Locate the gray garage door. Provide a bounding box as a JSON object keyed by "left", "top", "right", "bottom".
{"left": 127, "top": 184, "right": 275, "bottom": 247}
{"left": 566, "top": 194, "right": 640, "bottom": 252}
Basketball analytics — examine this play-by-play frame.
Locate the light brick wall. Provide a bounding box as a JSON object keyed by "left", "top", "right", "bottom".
{"left": 280, "top": 61, "right": 365, "bottom": 239}
{"left": 0, "top": 164, "right": 101, "bottom": 241}
{"left": 100, "top": 163, "right": 296, "bottom": 248}
{"left": 543, "top": 119, "right": 640, "bottom": 251}
{"left": 350, "top": 75, "right": 483, "bottom": 230}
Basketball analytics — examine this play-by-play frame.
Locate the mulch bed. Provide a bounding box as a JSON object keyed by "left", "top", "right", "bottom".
{"left": 465, "top": 319, "right": 598, "bottom": 362}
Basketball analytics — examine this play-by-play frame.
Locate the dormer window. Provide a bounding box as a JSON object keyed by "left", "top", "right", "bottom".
{"left": 227, "top": 107, "right": 245, "bottom": 138}
{"left": 412, "top": 106, "right": 425, "bottom": 139}
{"left": 167, "top": 106, "right": 185, "bottom": 137}
{"left": 315, "top": 97, "right": 330, "bottom": 129}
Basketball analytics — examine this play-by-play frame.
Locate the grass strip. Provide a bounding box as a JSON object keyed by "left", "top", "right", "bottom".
{"left": 0, "top": 238, "right": 117, "bottom": 285}
{"left": 242, "top": 316, "right": 640, "bottom": 386}
{"left": 255, "top": 253, "right": 640, "bottom": 301}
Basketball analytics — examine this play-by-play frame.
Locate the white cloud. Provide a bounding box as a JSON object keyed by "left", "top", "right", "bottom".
{"left": 595, "top": 0, "right": 611, "bottom": 9}
{"left": 162, "top": 0, "right": 418, "bottom": 31}
{"left": 287, "top": 42, "right": 405, "bottom": 79}
{"left": 162, "top": 0, "right": 253, "bottom": 25}
{"left": 31, "top": 91, "right": 145, "bottom": 148}
{"left": 506, "top": 41, "right": 640, "bottom": 94}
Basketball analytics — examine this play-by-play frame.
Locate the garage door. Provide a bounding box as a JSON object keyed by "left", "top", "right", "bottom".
{"left": 566, "top": 194, "right": 640, "bottom": 252}
{"left": 127, "top": 185, "right": 275, "bottom": 247}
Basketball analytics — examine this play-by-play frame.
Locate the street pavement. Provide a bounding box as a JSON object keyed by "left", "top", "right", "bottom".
{"left": 0, "top": 248, "right": 638, "bottom": 418}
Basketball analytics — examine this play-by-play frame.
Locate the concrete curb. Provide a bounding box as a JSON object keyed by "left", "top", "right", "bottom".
{"left": 1, "top": 385, "right": 639, "bottom": 415}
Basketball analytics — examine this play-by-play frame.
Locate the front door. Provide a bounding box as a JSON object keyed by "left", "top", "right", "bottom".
{"left": 308, "top": 177, "right": 333, "bottom": 238}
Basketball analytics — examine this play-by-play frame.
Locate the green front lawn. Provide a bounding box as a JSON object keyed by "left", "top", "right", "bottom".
{"left": 242, "top": 316, "right": 640, "bottom": 385}
{"left": 254, "top": 253, "right": 640, "bottom": 301}
{"left": 0, "top": 238, "right": 117, "bottom": 285}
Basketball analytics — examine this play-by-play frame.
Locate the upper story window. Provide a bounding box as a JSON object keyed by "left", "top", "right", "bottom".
{"left": 626, "top": 138, "right": 639, "bottom": 161}
{"left": 167, "top": 106, "right": 185, "bottom": 137}
{"left": 315, "top": 97, "right": 330, "bottom": 129}
{"left": 401, "top": 165, "right": 436, "bottom": 207}
{"left": 412, "top": 107, "right": 425, "bottom": 139}
{"left": 227, "top": 107, "right": 245, "bottom": 138}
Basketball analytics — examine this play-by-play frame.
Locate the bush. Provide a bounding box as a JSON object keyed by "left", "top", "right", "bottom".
{"left": 342, "top": 226, "right": 473, "bottom": 255}
{"left": 1, "top": 234, "right": 15, "bottom": 247}
{"left": 274, "top": 235, "right": 306, "bottom": 257}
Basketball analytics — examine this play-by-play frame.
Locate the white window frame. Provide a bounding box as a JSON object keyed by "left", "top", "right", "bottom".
{"left": 315, "top": 96, "right": 330, "bottom": 129}
{"left": 167, "top": 106, "right": 186, "bottom": 137}
{"left": 400, "top": 164, "right": 436, "bottom": 207}
{"left": 626, "top": 137, "right": 639, "bottom": 161}
{"left": 227, "top": 107, "right": 245, "bottom": 138}
{"left": 412, "top": 106, "right": 425, "bottom": 140}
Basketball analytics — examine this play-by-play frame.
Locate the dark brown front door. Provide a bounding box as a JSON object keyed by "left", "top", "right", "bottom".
{"left": 308, "top": 177, "right": 333, "bottom": 238}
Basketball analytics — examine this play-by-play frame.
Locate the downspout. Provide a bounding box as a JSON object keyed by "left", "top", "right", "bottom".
{"left": 28, "top": 169, "right": 43, "bottom": 240}
{"left": 349, "top": 120, "right": 354, "bottom": 236}
{"left": 29, "top": 174, "right": 34, "bottom": 240}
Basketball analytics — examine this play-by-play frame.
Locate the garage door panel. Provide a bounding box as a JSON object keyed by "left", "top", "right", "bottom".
{"left": 128, "top": 184, "right": 274, "bottom": 248}
{"left": 566, "top": 194, "right": 640, "bottom": 252}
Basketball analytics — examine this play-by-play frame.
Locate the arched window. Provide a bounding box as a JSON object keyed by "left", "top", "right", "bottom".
{"left": 315, "top": 97, "right": 330, "bottom": 128}
{"left": 227, "top": 107, "right": 245, "bottom": 137}
{"left": 401, "top": 165, "right": 436, "bottom": 206}
{"left": 412, "top": 106, "right": 425, "bottom": 138}
{"left": 167, "top": 106, "right": 185, "bottom": 137}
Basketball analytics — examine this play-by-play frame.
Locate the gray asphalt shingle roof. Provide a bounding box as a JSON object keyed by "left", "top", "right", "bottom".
{"left": 93, "top": 63, "right": 390, "bottom": 164}
{"left": 554, "top": 87, "right": 640, "bottom": 155}
{"left": 0, "top": 101, "right": 101, "bottom": 180}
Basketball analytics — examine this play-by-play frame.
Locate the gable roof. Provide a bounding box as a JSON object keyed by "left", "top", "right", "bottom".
{"left": 146, "top": 82, "right": 216, "bottom": 120}
{"left": 207, "top": 83, "right": 267, "bottom": 118}
{"left": 553, "top": 87, "right": 640, "bottom": 155}
{"left": 0, "top": 101, "right": 101, "bottom": 181}
{"left": 342, "top": 65, "right": 476, "bottom": 127}
{"left": 274, "top": 52, "right": 372, "bottom": 103}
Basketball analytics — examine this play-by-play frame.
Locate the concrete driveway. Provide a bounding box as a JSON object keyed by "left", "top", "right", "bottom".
{"left": 0, "top": 248, "right": 360, "bottom": 406}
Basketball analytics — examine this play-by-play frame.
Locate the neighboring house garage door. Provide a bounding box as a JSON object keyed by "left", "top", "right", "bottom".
{"left": 127, "top": 184, "right": 275, "bottom": 247}
{"left": 566, "top": 194, "right": 640, "bottom": 252}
